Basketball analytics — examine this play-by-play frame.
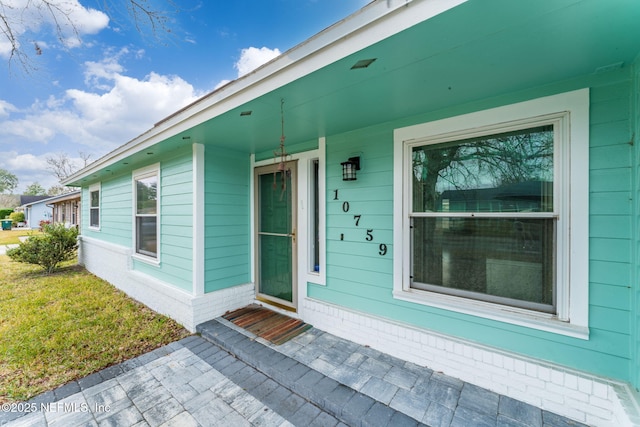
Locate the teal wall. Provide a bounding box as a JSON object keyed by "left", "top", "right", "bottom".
{"left": 310, "top": 66, "right": 637, "bottom": 383}
{"left": 204, "top": 147, "right": 250, "bottom": 293}
{"left": 81, "top": 146, "right": 194, "bottom": 293}
{"left": 134, "top": 148, "right": 194, "bottom": 292}
{"left": 81, "top": 173, "right": 132, "bottom": 247}
{"left": 633, "top": 58, "right": 640, "bottom": 390}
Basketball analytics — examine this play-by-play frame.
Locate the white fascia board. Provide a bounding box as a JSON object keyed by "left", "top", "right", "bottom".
{"left": 63, "top": 0, "right": 467, "bottom": 186}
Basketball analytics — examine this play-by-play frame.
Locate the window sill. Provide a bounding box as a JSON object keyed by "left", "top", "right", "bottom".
{"left": 392, "top": 288, "right": 589, "bottom": 340}
{"left": 132, "top": 253, "right": 160, "bottom": 266}
{"left": 88, "top": 226, "right": 100, "bottom": 232}
{"left": 305, "top": 271, "right": 325, "bottom": 287}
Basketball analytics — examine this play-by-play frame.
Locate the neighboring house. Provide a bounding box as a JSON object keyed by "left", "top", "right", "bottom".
{"left": 18, "top": 196, "right": 53, "bottom": 228}
{"left": 62, "top": 1, "right": 640, "bottom": 425}
{"left": 19, "top": 192, "right": 81, "bottom": 229}
{"left": 48, "top": 190, "right": 81, "bottom": 228}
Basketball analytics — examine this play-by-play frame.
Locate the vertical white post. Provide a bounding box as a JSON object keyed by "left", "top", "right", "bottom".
{"left": 193, "top": 143, "right": 205, "bottom": 296}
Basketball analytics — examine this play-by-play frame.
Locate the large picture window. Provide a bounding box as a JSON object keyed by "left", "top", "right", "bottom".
{"left": 393, "top": 90, "right": 589, "bottom": 338}
{"left": 134, "top": 166, "right": 159, "bottom": 259}
{"left": 410, "top": 124, "right": 556, "bottom": 313}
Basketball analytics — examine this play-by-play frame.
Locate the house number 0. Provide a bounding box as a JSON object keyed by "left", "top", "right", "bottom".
{"left": 334, "top": 189, "right": 388, "bottom": 256}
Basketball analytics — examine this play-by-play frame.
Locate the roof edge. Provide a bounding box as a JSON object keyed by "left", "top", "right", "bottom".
{"left": 63, "top": 0, "right": 467, "bottom": 186}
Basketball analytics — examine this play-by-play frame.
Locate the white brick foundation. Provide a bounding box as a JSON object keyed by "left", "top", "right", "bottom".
{"left": 78, "top": 236, "right": 254, "bottom": 332}
{"left": 301, "top": 298, "right": 640, "bottom": 427}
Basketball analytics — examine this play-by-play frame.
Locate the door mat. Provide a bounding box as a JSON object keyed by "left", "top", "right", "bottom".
{"left": 222, "top": 305, "right": 312, "bottom": 345}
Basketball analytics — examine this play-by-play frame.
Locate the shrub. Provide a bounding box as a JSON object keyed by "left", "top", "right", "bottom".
{"left": 7, "top": 223, "right": 78, "bottom": 274}
{"left": 9, "top": 211, "right": 24, "bottom": 224}
{"left": 0, "top": 209, "right": 12, "bottom": 220}
{"left": 39, "top": 220, "right": 51, "bottom": 228}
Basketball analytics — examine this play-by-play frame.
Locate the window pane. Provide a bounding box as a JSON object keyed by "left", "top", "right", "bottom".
{"left": 136, "top": 176, "right": 158, "bottom": 215}
{"left": 412, "top": 125, "right": 554, "bottom": 213}
{"left": 90, "top": 190, "right": 99, "bottom": 208}
{"left": 411, "top": 217, "right": 554, "bottom": 311}
{"left": 259, "top": 234, "right": 293, "bottom": 302}
{"left": 312, "top": 160, "right": 320, "bottom": 272}
{"left": 90, "top": 208, "right": 99, "bottom": 228}
{"left": 136, "top": 216, "right": 157, "bottom": 257}
{"left": 258, "top": 171, "right": 292, "bottom": 234}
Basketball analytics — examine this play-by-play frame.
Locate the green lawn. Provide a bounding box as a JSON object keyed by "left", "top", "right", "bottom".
{"left": 0, "top": 256, "right": 190, "bottom": 403}
{"left": 0, "top": 229, "right": 41, "bottom": 246}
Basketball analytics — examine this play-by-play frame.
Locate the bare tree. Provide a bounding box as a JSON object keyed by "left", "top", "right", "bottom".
{"left": 411, "top": 126, "right": 554, "bottom": 286}
{"left": 46, "top": 151, "right": 92, "bottom": 190}
{"left": 1, "top": 0, "right": 176, "bottom": 74}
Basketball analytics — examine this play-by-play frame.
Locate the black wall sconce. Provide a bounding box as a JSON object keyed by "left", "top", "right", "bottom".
{"left": 341, "top": 156, "right": 361, "bottom": 181}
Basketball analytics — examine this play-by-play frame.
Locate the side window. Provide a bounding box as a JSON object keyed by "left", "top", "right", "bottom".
{"left": 310, "top": 159, "right": 320, "bottom": 273}
{"left": 89, "top": 183, "right": 100, "bottom": 229}
{"left": 134, "top": 166, "right": 159, "bottom": 259}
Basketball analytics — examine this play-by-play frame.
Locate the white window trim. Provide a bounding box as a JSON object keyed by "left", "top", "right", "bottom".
{"left": 88, "top": 182, "right": 101, "bottom": 231}
{"left": 393, "top": 89, "right": 589, "bottom": 339}
{"left": 132, "top": 163, "right": 161, "bottom": 265}
{"left": 250, "top": 138, "right": 327, "bottom": 293}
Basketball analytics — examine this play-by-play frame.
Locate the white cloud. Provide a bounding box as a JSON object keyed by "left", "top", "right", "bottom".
{"left": 0, "top": 151, "right": 58, "bottom": 192}
{"left": 0, "top": 100, "right": 17, "bottom": 117}
{"left": 83, "top": 47, "right": 128, "bottom": 89}
{"left": 0, "top": 43, "right": 282, "bottom": 193}
{"left": 0, "top": 0, "right": 109, "bottom": 58}
{"left": 234, "top": 46, "right": 281, "bottom": 77}
{"left": 0, "top": 50, "right": 201, "bottom": 155}
{"left": 210, "top": 46, "right": 281, "bottom": 92}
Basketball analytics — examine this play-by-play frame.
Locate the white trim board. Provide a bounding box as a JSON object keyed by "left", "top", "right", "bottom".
{"left": 250, "top": 140, "right": 326, "bottom": 314}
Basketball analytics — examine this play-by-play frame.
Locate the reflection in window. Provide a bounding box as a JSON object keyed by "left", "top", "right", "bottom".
{"left": 311, "top": 159, "right": 320, "bottom": 273}
{"left": 135, "top": 173, "right": 158, "bottom": 258}
{"left": 410, "top": 125, "right": 556, "bottom": 312}
{"left": 89, "top": 186, "right": 100, "bottom": 228}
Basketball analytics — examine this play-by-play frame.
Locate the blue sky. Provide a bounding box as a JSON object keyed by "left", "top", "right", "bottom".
{"left": 0, "top": 0, "right": 368, "bottom": 193}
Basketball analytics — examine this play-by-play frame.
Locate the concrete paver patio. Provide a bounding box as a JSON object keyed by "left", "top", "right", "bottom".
{"left": 0, "top": 316, "right": 587, "bottom": 426}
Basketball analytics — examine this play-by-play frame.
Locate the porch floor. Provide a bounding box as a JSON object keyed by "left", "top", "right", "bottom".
{"left": 197, "top": 315, "right": 586, "bottom": 427}
{"left": 2, "top": 314, "right": 588, "bottom": 426}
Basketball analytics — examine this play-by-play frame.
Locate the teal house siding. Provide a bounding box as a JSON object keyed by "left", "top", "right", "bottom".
{"left": 133, "top": 148, "right": 194, "bottom": 292}
{"left": 81, "top": 173, "right": 132, "bottom": 247}
{"left": 634, "top": 58, "right": 640, "bottom": 393}
{"left": 311, "top": 67, "right": 638, "bottom": 383}
{"left": 204, "top": 147, "right": 250, "bottom": 293}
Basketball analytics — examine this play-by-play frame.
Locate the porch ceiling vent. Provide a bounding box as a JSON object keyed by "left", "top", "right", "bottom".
{"left": 351, "top": 58, "right": 377, "bottom": 69}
